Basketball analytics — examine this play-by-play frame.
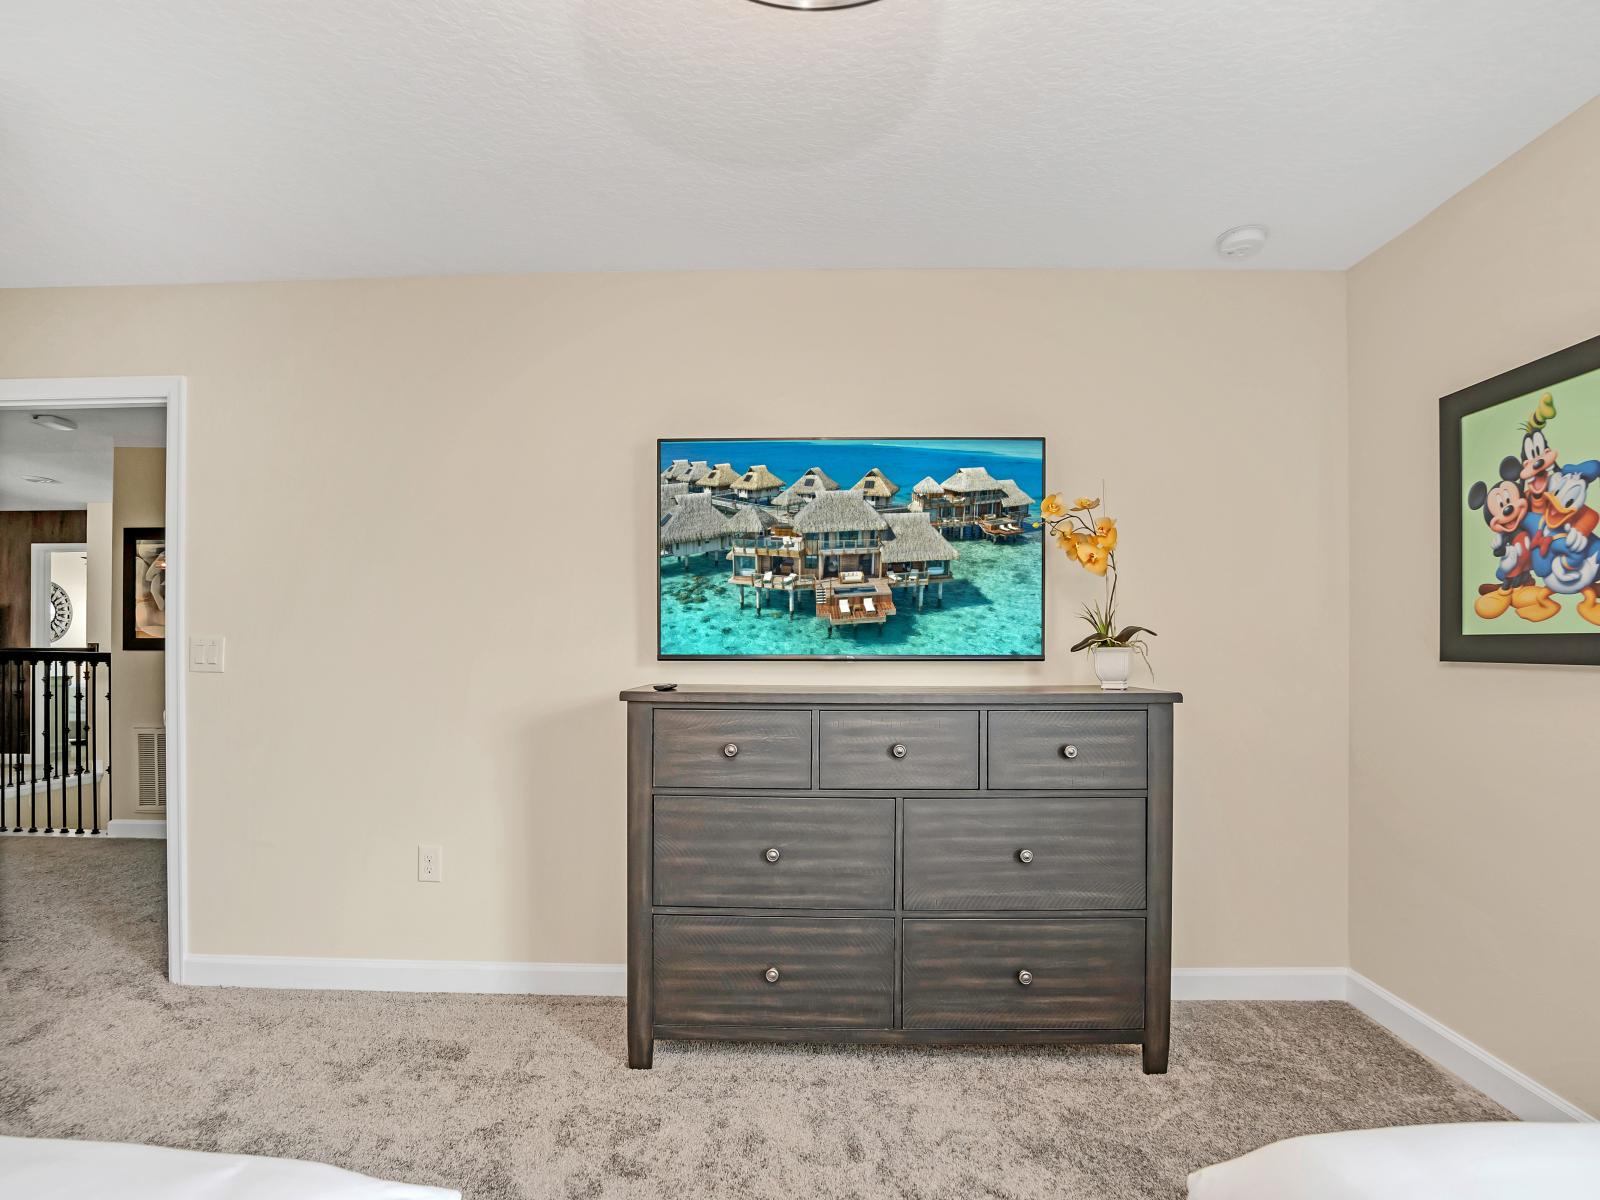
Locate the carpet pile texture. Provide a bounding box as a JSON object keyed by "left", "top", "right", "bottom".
{"left": 0, "top": 838, "right": 1509, "bottom": 1198}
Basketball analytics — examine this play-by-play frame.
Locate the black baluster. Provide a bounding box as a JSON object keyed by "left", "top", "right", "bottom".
{"left": 3, "top": 659, "right": 12, "bottom": 832}
{"left": 90, "top": 660, "right": 101, "bottom": 835}
{"left": 74, "top": 659, "right": 85, "bottom": 835}
{"left": 42, "top": 661, "right": 54, "bottom": 833}
{"left": 27, "top": 660, "right": 39, "bottom": 833}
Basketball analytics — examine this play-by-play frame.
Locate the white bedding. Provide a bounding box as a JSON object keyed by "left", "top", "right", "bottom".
{"left": 1188, "top": 1122, "right": 1600, "bottom": 1199}
{"left": 0, "top": 1136, "right": 460, "bottom": 1200}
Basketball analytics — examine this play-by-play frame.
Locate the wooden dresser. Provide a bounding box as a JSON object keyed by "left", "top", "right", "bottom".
{"left": 620, "top": 684, "right": 1180, "bottom": 1072}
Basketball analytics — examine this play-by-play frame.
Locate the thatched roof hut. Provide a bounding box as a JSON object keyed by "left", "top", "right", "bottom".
{"left": 659, "top": 481, "right": 690, "bottom": 516}
{"left": 852, "top": 468, "right": 900, "bottom": 502}
{"left": 734, "top": 464, "right": 786, "bottom": 492}
{"left": 911, "top": 476, "right": 943, "bottom": 495}
{"left": 940, "top": 465, "right": 1006, "bottom": 493}
{"left": 791, "top": 489, "right": 888, "bottom": 535}
{"left": 997, "top": 479, "right": 1034, "bottom": 508}
{"left": 661, "top": 459, "right": 690, "bottom": 482}
{"left": 723, "top": 505, "right": 783, "bottom": 536}
{"left": 778, "top": 466, "right": 839, "bottom": 502}
{"left": 660, "top": 491, "right": 731, "bottom": 547}
{"left": 882, "top": 512, "right": 961, "bottom": 564}
{"left": 697, "top": 462, "right": 740, "bottom": 490}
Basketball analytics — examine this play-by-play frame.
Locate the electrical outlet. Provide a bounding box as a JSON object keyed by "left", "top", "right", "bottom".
{"left": 417, "top": 844, "right": 442, "bottom": 883}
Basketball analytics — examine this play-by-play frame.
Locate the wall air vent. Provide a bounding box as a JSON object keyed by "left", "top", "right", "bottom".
{"left": 134, "top": 724, "right": 166, "bottom": 809}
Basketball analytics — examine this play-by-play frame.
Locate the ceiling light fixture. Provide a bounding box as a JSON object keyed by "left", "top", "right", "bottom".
{"left": 1215, "top": 225, "right": 1269, "bottom": 260}
{"left": 747, "top": 0, "right": 883, "bottom": 9}
{"left": 23, "top": 475, "right": 61, "bottom": 485}
{"left": 32, "top": 413, "right": 78, "bottom": 432}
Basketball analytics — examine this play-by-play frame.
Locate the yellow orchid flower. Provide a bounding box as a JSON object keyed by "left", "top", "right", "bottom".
{"left": 1071, "top": 496, "right": 1100, "bottom": 512}
{"left": 1076, "top": 541, "right": 1110, "bottom": 576}
{"left": 1094, "top": 517, "right": 1117, "bottom": 551}
{"left": 1055, "top": 528, "right": 1080, "bottom": 556}
{"left": 1040, "top": 493, "right": 1066, "bottom": 519}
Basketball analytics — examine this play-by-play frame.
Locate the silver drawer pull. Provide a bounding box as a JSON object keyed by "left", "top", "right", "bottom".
{"left": 890, "top": 743, "right": 908, "bottom": 759}
{"left": 1017, "top": 848, "right": 1034, "bottom": 864}
{"left": 764, "top": 967, "right": 781, "bottom": 984}
{"left": 764, "top": 847, "right": 781, "bottom": 863}
{"left": 722, "top": 743, "right": 739, "bottom": 758}
{"left": 1060, "top": 744, "right": 1079, "bottom": 760}
{"left": 1017, "top": 969, "right": 1034, "bottom": 986}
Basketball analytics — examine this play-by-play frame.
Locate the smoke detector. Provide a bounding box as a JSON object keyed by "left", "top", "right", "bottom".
{"left": 1215, "top": 225, "right": 1269, "bottom": 260}
{"left": 32, "top": 413, "right": 78, "bottom": 432}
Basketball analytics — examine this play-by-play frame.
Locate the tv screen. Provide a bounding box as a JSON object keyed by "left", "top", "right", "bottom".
{"left": 658, "top": 437, "right": 1045, "bottom": 659}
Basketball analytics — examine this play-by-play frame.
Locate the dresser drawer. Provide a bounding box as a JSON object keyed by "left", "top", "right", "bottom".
{"left": 818, "top": 709, "right": 978, "bottom": 790}
{"left": 653, "top": 708, "right": 813, "bottom": 789}
{"left": 903, "top": 796, "right": 1145, "bottom": 911}
{"left": 654, "top": 916, "right": 894, "bottom": 1028}
{"left": 654, "top": 795, "right": 894, "bottom": 909}
{"left": 902, "top": 918, "right": 1144, "bottom": 1030}
{"left": 986, "top": 709, "right": 1147, "bottom": 790}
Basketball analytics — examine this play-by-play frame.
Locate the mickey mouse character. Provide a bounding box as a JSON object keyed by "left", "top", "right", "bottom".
{"left": 1468, "top": 456, "right": 1534, "bottom": 620}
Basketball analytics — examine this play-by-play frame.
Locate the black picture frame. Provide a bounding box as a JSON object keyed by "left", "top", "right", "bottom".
{"left": 1440, "top": 333, "right": 1600, "bottom": 665}
{"left": 657, "top": 436, "right": 1047, "bottom": 661}
{"left": 122, "top": 526, "right": 166, "bottom": 652}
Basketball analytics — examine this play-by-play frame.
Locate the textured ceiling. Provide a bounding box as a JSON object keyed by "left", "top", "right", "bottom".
{"left": 3, "top": 1, "right": 1598, "bottom": 286}
{"left": 0, "top": 408, "right": 166, "bottom": 509}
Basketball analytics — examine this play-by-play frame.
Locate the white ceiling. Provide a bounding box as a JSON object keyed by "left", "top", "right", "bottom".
{"left": 3, "top": 1, "right": 1598, "bottom": 286}
{"left": 0, "top": 409, "right": 166, "bottom": 510}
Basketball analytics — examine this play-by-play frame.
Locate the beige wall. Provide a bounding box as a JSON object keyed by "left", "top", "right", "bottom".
{"left": 1348, "top": 99, "right": 1600, "bottom": 1117}
{"left": 0, "top": 270, "right": 1351, "bottom": 968}
{"left": 86, "top": 500, "right": 113, "bottom": 650}
{"left": 110, "top": 447, "right": 166, "bottom": 819}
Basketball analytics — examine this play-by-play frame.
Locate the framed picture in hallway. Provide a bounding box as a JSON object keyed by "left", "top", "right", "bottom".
{"left": 122, "top": 527, "right": 166, "bottom": 651}
{"left": 657, "top": 437, "right": 1045, "bottom": 660}
{"left": 1441, "top": 333, "right": 1600, "bottom": 665}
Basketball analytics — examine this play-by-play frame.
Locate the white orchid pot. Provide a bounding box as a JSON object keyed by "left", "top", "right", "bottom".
{"left": 1089, "top": 645, "right": 1134, "bottom": 691}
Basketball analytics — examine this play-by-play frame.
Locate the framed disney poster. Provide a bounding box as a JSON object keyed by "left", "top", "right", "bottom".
{"left": 1441, "top": 333, "right": 1600, "bottom": 665}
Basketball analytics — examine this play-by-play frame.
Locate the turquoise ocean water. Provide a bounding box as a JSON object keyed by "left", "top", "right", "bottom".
{"left": 659, "top": 439, "right": 1044, "bottom": 658}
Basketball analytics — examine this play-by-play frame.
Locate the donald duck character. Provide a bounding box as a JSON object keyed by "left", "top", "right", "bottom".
{"left": 1499, "top": 462, "right": 1600, "bottom": 623}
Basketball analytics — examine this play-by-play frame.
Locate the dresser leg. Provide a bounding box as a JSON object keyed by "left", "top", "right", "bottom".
{"left": 628, "top": 1032, "right": 654, "bottom": 1069}
{"left": 1142, "top": 1035, "right": 1168, "bottom": 1074}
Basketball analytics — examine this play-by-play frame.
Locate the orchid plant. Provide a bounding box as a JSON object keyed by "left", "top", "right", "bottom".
{"left": 1039, "top": 491, "right": 1155, "bottom": 670}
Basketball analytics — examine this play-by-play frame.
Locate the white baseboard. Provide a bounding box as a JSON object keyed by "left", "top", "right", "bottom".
{"left": 176, "top": 957, "right": 1591, "bottom": 1123}
{"left": 182, "top": 953, "right": 626, "bottom": 996}
{"left": 109, "top": 819, "right": 166, "bottom": 839}
{"left": 1344, "top": 970, "right": 1592, "bottom": 1124}
{"left": 1172, "top": 967, "right": 1348, "bottom": 1001}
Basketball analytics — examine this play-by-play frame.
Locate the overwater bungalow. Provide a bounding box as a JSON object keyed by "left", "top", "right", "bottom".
{"left": 770, "top": 466, "right": 839, "bottom": 511}
{"left": 659, "top": 480, "right": 689, "bottom": 517}
{"left": 882, "top": 512, "right": 960, "bottom": 610}
{"left": 658, "top": 491, "right": 731, "bottom": 564}
{"left": 852, "top": 467, "right": 901, "bottom": 509}
{"left": 696, "top": 462, "right": 741, "bottom": 493}
{"left": 790, "top": 490, "right": 896, "bottom": 632}
{"left": 661, "top": 459, "right": 689, "bottom": 483}
{"left": 998, "top": 478, "right": 1034, "bottom": 516}
{"left": 726, "top": 506, "right": 810, "bottom": 615}
{"left": 732, "top": 464, "right": 786, "bottom": 503}
{"left": 912, "top": 465, "right": 1017, "bottom": 540}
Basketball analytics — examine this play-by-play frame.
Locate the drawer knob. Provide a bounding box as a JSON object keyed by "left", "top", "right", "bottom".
{"left": 722, "top": 743, "right": 739, "bottom": 758}
{"left": 1017, "top": 848, "right": 1034, "bottom": 864}
{"left": 764, "top": 967, "right": 781, "bottom": 984}
{"left": 890, "top": 743, "right": 908, "bottom": 759}
{"left": 764, "top": 847, "right": 781, "bottom": 863}
{"left": 1060, "top": 744, "right": 1079, "bottom": 760}
{"left": 1017, "top": 969, "right": 1034, "bottom": 986}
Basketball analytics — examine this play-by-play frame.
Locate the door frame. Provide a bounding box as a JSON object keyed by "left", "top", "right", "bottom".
{"left": 30, "top": 541, "right": 90, "bottom": 648}
{"left": 0, "top": 377, "right": 188, "bottom": 983}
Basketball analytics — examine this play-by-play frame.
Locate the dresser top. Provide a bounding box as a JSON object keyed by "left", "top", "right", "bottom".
{"left": 621, "top": 683, "right": 1182, "bottom": 705}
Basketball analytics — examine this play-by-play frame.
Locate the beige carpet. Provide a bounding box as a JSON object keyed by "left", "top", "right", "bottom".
{"left": 0, "top": 838, "right": 1508, "bottom": 1199}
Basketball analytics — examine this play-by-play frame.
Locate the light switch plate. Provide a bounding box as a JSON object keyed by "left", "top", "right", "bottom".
{"left": 188, "top": 635, "right": 225, "bottom": 673}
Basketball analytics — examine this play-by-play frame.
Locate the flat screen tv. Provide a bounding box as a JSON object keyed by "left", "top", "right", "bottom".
{"left": 658, "top": 437, "right": 1045, "bottom": 660}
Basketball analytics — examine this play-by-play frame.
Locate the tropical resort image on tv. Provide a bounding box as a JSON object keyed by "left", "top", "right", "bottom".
{"left": 658, "top": 438, "right": 1045, "bottom": 659}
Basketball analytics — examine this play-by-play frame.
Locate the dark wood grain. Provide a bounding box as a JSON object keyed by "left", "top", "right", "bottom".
{"left": 1143, "top": 703, "right": 1174, "bottom": 1074}
{"left": 902, "top": 919, "right": 1145, "bottom": 1030}
{"left": 987, "top": 709, "right": 1148, "bottom": 790}
{"left": 652, "top": 1025, "right": 1145, "bottom": 1047}
{"left": 0, "top": 510, "right": 87, "bottom": 652}
{"left": 654, "top": 794, "right": 894, "bottom": 909}
{"left": 903, "top": 796, "right": 1146, "bottom": 911}
{"left": 819, "top": 708, "right": 978, "bottom": 790}
{"left": 626, "top": 703, "right": 655, "bottom": 1068}
{"left": 652, "top": 708, "right": 813, "bottom": 789}
{"left": 654, "top": 916, "right": 895, "bottom": 1028}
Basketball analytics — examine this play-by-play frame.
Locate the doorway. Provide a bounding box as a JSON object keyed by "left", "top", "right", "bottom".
{"left": 0, "top": 377, "right": 187, "bottom": 983}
